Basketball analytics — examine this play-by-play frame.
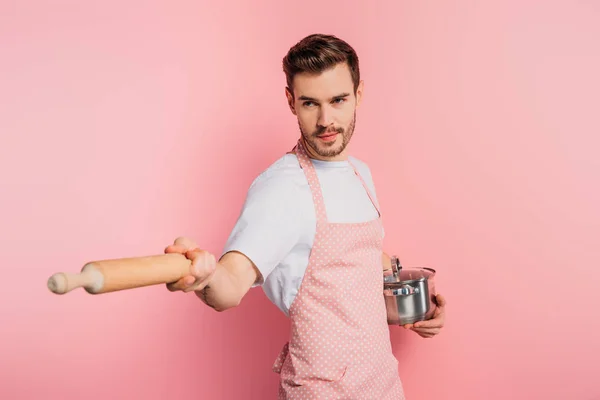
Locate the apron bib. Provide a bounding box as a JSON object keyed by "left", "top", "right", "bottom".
{"left": 273, "top": 139, "right": 405, "bottom": 399}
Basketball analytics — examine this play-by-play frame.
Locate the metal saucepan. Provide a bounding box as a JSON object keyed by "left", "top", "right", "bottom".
{"left": 384, "top": 255, "right": 437, "bottom": 326}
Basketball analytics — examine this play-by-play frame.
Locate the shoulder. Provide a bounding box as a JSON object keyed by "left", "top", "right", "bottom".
{"left": 252, "top": 153, "right": 301, "bottom": 182}
{"left": 245, "top": 154, "right": 303, "bottom": 205}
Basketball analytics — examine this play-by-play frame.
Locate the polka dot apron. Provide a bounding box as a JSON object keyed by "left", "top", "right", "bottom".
{"left": 273, "top": 139, "right": 406, "bottom": 399}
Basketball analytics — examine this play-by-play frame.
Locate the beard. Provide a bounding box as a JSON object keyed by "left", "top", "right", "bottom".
{"left": 299, "top": 111, "right": 356, "bottom": 158}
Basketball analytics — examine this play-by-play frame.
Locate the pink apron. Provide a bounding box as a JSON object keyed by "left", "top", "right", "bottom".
{"left": 273, "top": 139, "right": 405, "bottom": 399}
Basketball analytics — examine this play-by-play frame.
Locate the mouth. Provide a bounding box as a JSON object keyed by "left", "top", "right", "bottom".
{"left": 316, "top": 132, "right": 339, "bottom": 142}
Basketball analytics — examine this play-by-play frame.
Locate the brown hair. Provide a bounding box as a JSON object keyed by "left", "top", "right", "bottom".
{"left": 282, "top": 34, "right": 360, "bottom": 95}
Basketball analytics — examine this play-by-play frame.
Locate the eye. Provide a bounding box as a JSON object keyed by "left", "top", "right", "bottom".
{"left": 303, "top": 101, "right": 316, "bottom": 107}
{"left": 333, "top": 98, "right": 346, "bottom": 104}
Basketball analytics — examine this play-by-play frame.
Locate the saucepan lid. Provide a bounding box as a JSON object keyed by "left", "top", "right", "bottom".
{"left": 383, "top": 255, "right": 435, "bottom": 284}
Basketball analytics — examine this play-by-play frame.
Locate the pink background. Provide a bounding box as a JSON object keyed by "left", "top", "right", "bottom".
{"left": 1, "top": 1, "right": 599, "bottom": 399}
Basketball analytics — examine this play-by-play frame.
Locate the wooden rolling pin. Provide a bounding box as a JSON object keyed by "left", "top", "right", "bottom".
{"left": 47, "top": 253, "right": 192, "bottom": 295}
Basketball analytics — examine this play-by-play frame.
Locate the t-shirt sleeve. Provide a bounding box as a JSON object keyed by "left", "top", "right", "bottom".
{"left": 220, "top": 173, "right": 302, "bottom": 287}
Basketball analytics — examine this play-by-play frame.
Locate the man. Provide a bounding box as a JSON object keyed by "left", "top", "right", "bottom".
{"left": 164, "top": 34, "right": 446, "bottom": 399}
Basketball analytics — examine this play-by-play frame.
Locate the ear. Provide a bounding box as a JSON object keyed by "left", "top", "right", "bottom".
{"left": 355, "top": 80, "right": 364, "bottom": 108}
{"left": 285, "top": 87, "right": 297, "bottom": 115}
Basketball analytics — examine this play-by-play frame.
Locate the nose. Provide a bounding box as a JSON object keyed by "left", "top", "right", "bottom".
{"left": 317, "top": 106, "right": 333, "bottom": 127}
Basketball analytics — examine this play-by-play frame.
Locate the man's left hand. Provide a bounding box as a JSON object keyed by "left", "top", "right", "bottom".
{"left": 404, "top": 294, "right": 446, "bottom": 339}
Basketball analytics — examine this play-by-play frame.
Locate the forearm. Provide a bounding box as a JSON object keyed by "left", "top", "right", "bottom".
{"left": 195, "top": 251, "right": 259, "bottom": 312}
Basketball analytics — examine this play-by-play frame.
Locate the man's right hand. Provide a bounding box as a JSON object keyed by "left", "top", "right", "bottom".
{"left": 164, "top": 236, "right": 217, "bottom": 293}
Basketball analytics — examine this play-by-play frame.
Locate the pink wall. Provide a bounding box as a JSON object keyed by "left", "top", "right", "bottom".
{"left": 1, "top": 1, "right": 598, "bottom": 399}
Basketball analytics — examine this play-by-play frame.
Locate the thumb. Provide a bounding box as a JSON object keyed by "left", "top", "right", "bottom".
{"left": 434, "top": 294, "right": 446, "bottom": 308}
{"left": 183, "top": 249, "right": 217, "bottom": 292}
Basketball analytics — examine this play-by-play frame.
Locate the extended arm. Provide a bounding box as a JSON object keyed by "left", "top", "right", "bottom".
{"left": 167, "top": 174, "right": 302, "bottom": 312}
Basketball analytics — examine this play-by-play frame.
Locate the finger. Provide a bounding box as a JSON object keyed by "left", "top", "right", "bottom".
{"left": 164, "top": 244, "right": 188, "bottom": 254}
{"left": 412, "top": 315, "right": 444, "bottom": 329}
{"left": 182, "top": 250, "right": 217, "bottom": 292}
{"left": 166, "top": 275, "right": 195, "bottom": 292}
{"left": 413, "top": 320, "right": 444, "bottom": 330}
{"left": 188, "top": 249, "right": 217, "bottom": 278}
{"left": 402, "top": 323, "right": 413, "bottom": 330}
{"left": 183, "top": 279, "right": 211, "bottom": 293}
{"left": 412, "top": 327, "right": 440, "bottom": 335}
{"left": 416, "top": 331, "right": 435, "bottom": 338}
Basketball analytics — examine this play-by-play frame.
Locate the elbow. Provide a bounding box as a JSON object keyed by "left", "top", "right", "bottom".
{"left": 215, "top": 282, "right": 251, "bottom": 312}
{"left": 213, "top": 303, "right": 234, "bottom": 313}
{"left": 211, "top": 294, "right": 243, "bottom": 312}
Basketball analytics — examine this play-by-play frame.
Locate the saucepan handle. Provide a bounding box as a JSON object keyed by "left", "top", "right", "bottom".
{"left": 390, "top": 255, "right": 402, "bottom": 276}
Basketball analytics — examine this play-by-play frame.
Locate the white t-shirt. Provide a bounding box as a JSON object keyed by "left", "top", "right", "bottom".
{"left": 221, "top": 152, "right": 382, "bottom": 316}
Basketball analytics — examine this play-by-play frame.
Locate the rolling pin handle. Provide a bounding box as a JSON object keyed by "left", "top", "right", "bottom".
{"left": 47, "top": 264, "right": 104, "bottom": 295}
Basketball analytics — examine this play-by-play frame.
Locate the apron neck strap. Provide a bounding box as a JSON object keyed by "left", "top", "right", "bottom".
{"left": 290, "top": 138, "right": 382, "bottom": 221}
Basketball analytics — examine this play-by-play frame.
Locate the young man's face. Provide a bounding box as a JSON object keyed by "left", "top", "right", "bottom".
{"left": 286, "top": 62, "right": 363, "bottom": 161}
